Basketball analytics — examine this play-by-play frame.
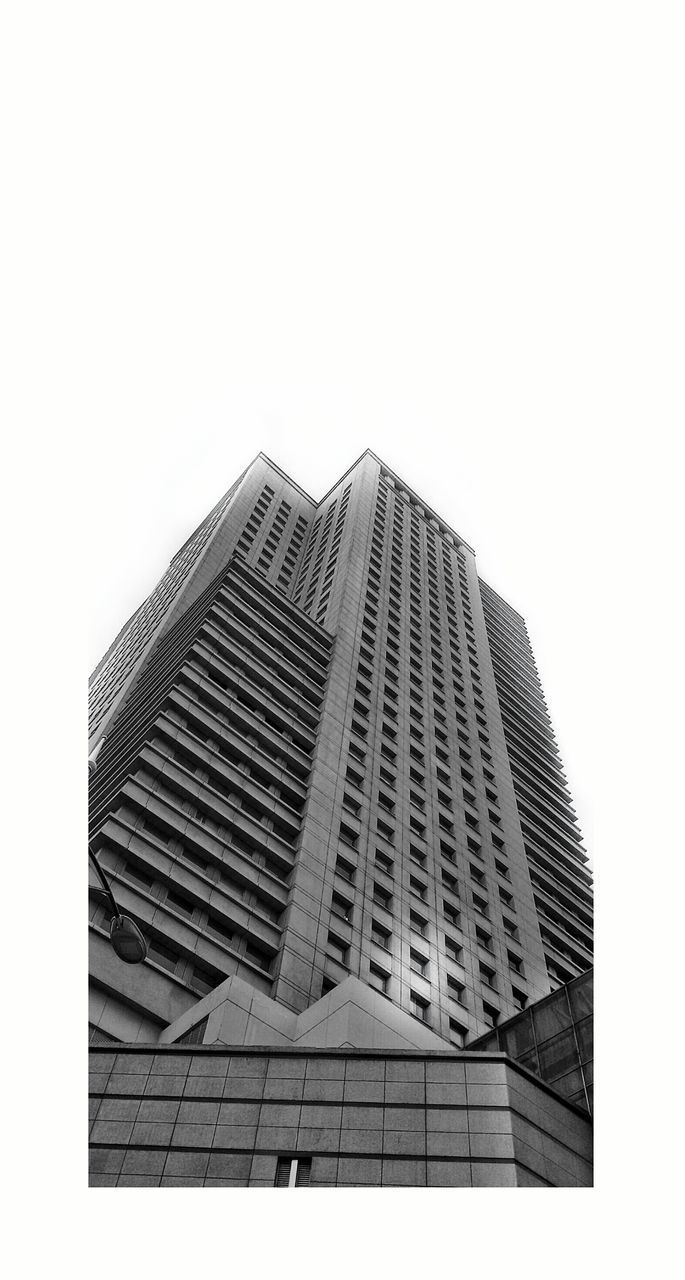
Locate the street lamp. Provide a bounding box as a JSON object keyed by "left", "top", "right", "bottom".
{"left": 89, "top": 735, "right": 147, "bottom": 964}
{"left": 89, "top": 845, "right": 148, "bottom": 964}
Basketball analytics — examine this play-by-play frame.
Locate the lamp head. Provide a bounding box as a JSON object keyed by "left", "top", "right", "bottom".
{"left": 110, "top": 915, "right": 147, "bottom": 965}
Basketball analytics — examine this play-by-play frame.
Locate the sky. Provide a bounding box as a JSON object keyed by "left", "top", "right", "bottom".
{"left": 8, "top": 1, "right": 683, "bottom": 1268}
{"left": 80, "top": 0, "right": 674, "bottom": 858}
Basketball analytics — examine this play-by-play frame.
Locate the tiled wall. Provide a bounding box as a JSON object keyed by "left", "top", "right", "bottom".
{"left": 89, "top": 1047, "right": 592, "bottom": 1188}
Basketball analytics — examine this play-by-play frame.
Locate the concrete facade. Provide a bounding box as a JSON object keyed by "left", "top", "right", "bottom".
{"left": 89, "top": 1045, "right": 592, "bottom": 1188}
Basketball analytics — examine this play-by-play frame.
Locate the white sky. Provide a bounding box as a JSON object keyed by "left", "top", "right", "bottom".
{"left": 80, "top": 0, "right": 675, "bottom": 858}
{"left": 7, "top": 0, "right": 683, "bottom": 1267}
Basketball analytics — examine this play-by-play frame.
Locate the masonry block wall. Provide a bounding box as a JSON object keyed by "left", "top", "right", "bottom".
{"left": 89, "top": 1046, "right": 592, "bottom": 1188}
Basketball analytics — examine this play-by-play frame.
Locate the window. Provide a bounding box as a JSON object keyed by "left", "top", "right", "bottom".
{"left": 174, "top": 1016, "right": 209, "bottom": 1046}
{"left": 142, "top": 817, "right": 169, "bottom": 846}
{"left": 512, "top": 987, "right": 527, "bottom": 1011}
{"left": 482, "top": 1002, "right": 499, "bottom": 1029}
{"left": 206, "top": 915, "right": 234, "bottom": 944}
{"left": 503, "top": 917, "right": 519, "bottom": 940}
{"left": 410, "top": 876, "right": 427, "bottom": 901}
{"left": 410, "top": 949, "right": 428, "bottom": 977}
{"left": 342, "top": 793, "right": 361, "bottom": 816}
{"left": 410, "top": 991, "right": 430, "bottom": 1022}
{"left": 409, "top": 845, "right": 426, "bottom": 867}
{"left": 182, "top": 847, "right": 208, "bottom": 874}
{"left": 479, "top": 962, "right": 496, "bottom": 988}
{"left": 373, "top": 883, "right": 392, "bottom": 912}
{"left": 275, "top": 1156, "right": 312, "bottom": 1187}
{"left": 476, "top": 926, "right": 493, "bottom": 952}
{"left": 449, "top": 1018, "right": 468, "bottom": 1048}
{"left": 410, "top": 911, "right": 427, "bottom": 936}
{"left": 377, "top": 818, "right": 395, "bottom": 843}
{"left": 326, "top": 933, "right": 349, "bottom": 966}
{"left": 369, "top": 963, "right": 389, "bottom": 995}
{"left": 447, "top": 975, "right": 465, "bottom": 1003}
{"left": 443, "top": 901, "right": 460, "bottom": 928}
{"left": 339, "top": 822, "right": 359, "bottom": 849}
{"left": 374, "top": 849, "right": 394, "bottom": 876}
{"left": 331, "top": 893, "right": 353, "bottom": 924}
{"left": 473, "top": 894, "right": 489, "bottom": 918}
{"left": 507, "top": 950, "right": 523, "bottom": 974}
{"left": 442, "top": 871, "right": 458, "bottom": 897}
{"left": 371, "top": 920, "right": 391, "bottom": 949}
{"left": 124, "top": 863, "right": 155, "bottom": 891}
{"left": 191, "top": 963, "right": 217, "bottom": 995}
{"left": 335, "top": 856, "right": 356, "bottom": 884}
{"left": 147, "top": 937, "right": 179, "bottom": 973}
{"left": 346, "top": 767, "right": 364, "bottom": 790}
{"left": 444, "top": 935, "right": 462, "bottom": 963}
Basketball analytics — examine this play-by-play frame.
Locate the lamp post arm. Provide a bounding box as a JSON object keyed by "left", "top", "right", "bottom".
{"left": 88, "top": 845, "right": 121, "bottom": 920}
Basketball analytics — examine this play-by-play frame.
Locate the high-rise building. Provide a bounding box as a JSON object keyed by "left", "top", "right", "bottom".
{"left": 88, "top": 450, "right": 593, "bottom": 1188}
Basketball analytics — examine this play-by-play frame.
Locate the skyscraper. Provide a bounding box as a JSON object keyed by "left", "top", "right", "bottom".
{"left": 88, "top": 450, "right": 593, "bottom": 1188}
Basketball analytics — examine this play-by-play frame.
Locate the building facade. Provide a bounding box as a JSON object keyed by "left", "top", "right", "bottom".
{"left": 88, "top": 450, "right": 593, "bottom": 1186}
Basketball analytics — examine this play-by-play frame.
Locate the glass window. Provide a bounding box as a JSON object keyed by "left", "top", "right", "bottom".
{"left": 533, "top": 990, "right": 573, "bottom": 1043}
{"left": 569, "top": 970, "right": 593, "bottom": 1022}
{"left": 575, "top": 1015, "right": 593, "bottom": 1062}
{"left": 371, "top": 920, "right": 391, "bottom": 949}
{"left": 549, "top": 1067, "right": 585, "bottom": 1101}
{"left": 500, "top": 1013, "right": 535, "bottom": 1059}
{"left": 537, "top": 1027, "right": 579, "bottom": 1081}
{"left": 369, "top": 963, "right": 389, "bottom": 995}
{"left": 516, "top": 1045, "right": 541, "bottom": 1075}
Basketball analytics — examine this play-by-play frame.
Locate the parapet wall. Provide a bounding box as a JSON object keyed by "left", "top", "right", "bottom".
{"left": 89, "top": 1044, "right": 592, "bottom": 1187}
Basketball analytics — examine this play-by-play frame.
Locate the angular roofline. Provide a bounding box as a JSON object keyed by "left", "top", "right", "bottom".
{"left": 309, "top": 447, "right": 476, "bottom": 554}
{"left": 256, "top": 452, "right": 317, "bottom": 504}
